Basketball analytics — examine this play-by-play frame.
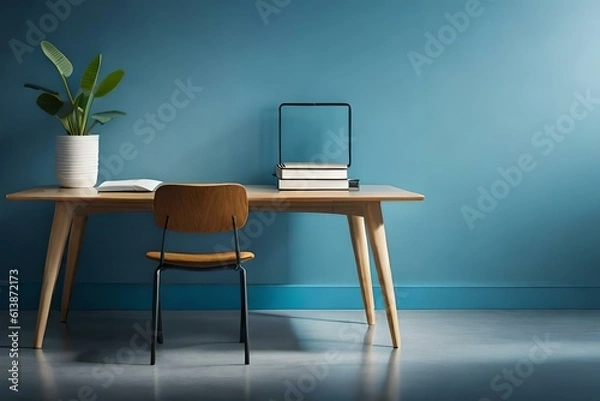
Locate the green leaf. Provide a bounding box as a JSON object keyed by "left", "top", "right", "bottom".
{"left": 94, "top": 69, "right": 125, "bottom": 98}
{"left": 69, "top": 93, "right": 85, "bottom": 133}
{"left": 90, "top": 110, "right": 126, "bottom": 124}
{"left": 40, "top": 41, "right": 73, "bottom": 77}
{"left": 24, "top": 83, "right": 59, "bottom": 95}
{"left": 36, "top": 93, "right": 64, "bottom": 115}
{"left": 74, "top": 91, "right": 89, "bottom": 112}
{"left": 80, "top": 54, "right": 101, "bottom": 94}
{"left": 56, "top": 100, "right": 74, "bottom": 119}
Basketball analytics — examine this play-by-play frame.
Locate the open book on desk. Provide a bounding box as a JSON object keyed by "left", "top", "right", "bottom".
{"left": 96, "top": 179, "right": 163, "bottom": 192}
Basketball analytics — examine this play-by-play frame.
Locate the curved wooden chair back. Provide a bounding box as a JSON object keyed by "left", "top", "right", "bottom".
{"left": 153, "top": 184, "right": 248, "bottom": 233}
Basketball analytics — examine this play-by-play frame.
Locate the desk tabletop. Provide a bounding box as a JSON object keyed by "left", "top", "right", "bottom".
{"left": 6, "top": 185, "right": 425, "bottom": 203}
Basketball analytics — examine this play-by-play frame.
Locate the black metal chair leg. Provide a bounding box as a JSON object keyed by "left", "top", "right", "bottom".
{"left": 158, "top": 295, "right": 163, "bottom": 344}
{"left": 239, "top": 266, "right": 250, "bottom": 365}
{"left": 239, "top": 267, "right": 245, "bottom": 344}
{"left": 151, "top": 266, "right": 162, "bottom": 365}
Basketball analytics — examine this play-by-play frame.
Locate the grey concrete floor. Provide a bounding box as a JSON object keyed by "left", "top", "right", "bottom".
{"left": 0, "top": 310, "right": 599, "bottom": 401}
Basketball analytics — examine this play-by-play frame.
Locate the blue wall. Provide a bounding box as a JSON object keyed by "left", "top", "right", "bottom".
{"left": 1, "top": 0, "right": 599, "bottom": 310}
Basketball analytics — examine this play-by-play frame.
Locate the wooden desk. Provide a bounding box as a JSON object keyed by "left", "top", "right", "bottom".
{"left": 6, "top": 185, "right": 424, "bottom": 349}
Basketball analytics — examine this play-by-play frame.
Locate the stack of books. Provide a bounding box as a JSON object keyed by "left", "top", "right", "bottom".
{"left": 275, "top": 162, "right": 350, "bottom": 190}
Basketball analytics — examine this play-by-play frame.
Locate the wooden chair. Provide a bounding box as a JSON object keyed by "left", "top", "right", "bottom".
{"left": 146, "top": 184, "right": 254, "bottom": 365}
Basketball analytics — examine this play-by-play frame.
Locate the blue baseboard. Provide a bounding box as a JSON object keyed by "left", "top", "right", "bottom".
{"left": 2, "top": 284, "right": 599, "bottom": 310}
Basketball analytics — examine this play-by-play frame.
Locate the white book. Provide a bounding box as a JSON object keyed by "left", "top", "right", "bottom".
{"left": 276, "top": 166, "right": 348, "bottom": 180}
{"left": 277, "top": 178, "right": 349, "bottom": 190}
{"left": 279, "top": 162, "right": 347, "bottom": 169}
{"left": 96, "top": 179, "right": 163, "bottom": 192}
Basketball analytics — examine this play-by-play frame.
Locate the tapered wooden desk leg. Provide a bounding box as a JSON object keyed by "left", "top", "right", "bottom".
{"left": 60, "top": 215, "right": 87, "bottom": 323}
{"left": 34, "top": 202, "right": 73, "bottom": 349}
{"left": 347, "top": 215, "right": 376, "bottom": 325}
{"left": 365, "top": 202, "right": 401, "bottom": 348}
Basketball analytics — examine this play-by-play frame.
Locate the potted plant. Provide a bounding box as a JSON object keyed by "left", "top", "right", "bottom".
{"left": 25, "top": 40, "right": 125, "bottom": 188}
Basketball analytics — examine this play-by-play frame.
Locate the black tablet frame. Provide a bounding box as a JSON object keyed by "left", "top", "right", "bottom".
{"left": 278, "top": 102, "right": 352, "bottom": 167}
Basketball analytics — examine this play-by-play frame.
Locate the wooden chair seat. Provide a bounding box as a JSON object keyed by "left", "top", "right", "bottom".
{"left": 146, "top": 250, "right": 255, "bottom": 268}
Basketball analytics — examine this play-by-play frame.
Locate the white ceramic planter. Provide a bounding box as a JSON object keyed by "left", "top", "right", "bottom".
{"left": 55, "top": 135, "right": 99, "bottom": 188}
